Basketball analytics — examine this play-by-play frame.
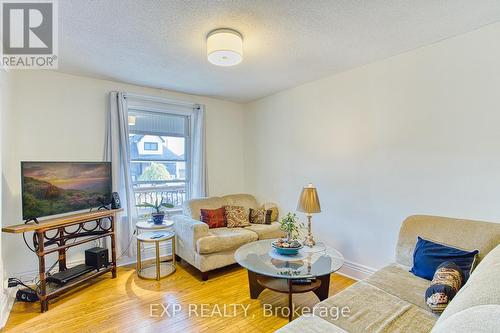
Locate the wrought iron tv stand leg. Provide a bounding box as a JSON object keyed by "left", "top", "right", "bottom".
{"left": 111, "top": 216, "right": 117, "bottom": 278}
{"left": 37, "top": 230, "right": 49, "bottom": 312}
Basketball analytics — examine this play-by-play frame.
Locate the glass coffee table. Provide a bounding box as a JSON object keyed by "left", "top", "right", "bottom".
{"left": 235, "top": 239, "right": 344, "bottom": 321}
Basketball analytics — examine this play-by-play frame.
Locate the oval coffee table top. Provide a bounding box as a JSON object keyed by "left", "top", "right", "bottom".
{"left": 235, "top": 239, "right": 344, "bottom": 279}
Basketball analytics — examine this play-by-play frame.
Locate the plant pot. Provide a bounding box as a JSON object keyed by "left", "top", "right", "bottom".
{"left": 151, "top": 213, "right": 165, "bottom": 225}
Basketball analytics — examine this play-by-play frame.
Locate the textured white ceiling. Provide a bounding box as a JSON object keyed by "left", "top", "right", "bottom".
{"left": 58, "top": 0, "right": 500, "bottom": 102}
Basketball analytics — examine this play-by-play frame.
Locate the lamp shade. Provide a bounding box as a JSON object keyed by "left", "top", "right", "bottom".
{"left": 297, "top": 183, "right": 321, "bottom": 214}
{"left": 207, "top": 29, "right": 243, "bottom": 66}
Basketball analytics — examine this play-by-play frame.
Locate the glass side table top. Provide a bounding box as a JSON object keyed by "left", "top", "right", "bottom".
{"left": 136, "top": 231, "right": 175, "bottom": 242}
{"left": 235, "top": 239, "right": 344, "bottom": 279}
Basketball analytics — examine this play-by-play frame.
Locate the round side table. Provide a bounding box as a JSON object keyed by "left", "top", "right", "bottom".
{"left": 136, "top": 231, "right": 176, "bottom": 280}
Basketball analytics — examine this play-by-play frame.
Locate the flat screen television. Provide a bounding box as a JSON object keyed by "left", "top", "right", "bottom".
{"left": 21, "top": 161, "right": 112, "bottom": 220}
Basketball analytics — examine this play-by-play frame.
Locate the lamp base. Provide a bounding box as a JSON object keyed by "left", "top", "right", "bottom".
{"left": 303, "top": 214, "right": 316, "bottom": 247}
{"left": 303, "top": 235, "right": 316, "bottom": 248}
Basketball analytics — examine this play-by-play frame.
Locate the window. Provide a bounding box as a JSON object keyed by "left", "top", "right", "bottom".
{"left": 128, "top": 108, "right": 190, "bottom": 217}
{"left": 143, "top": 142, "right": 158, "bottom": 151}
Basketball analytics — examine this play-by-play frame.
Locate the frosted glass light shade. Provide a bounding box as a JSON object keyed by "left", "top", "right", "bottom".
{"left": 207, "top": 29, "right": 243, "bottom": 66}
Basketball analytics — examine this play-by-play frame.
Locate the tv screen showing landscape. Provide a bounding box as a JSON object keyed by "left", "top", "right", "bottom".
{"left": 22, "top": 162, "right": 112, "bottom": 220}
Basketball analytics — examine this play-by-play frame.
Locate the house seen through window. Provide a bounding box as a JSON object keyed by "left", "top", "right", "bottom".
{"left": 143, "top": 142, "right": 158, "bottom": 151}
{"left": 128, "top": 109, "right": 190, "bottom": 217}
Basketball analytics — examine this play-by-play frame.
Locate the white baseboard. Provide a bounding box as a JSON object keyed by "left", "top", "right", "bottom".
{"left": 12, "top": 256, "right": 376, "bottom": 283}
{"left": 337, "top": 260, "right": 376, "bottom": 280}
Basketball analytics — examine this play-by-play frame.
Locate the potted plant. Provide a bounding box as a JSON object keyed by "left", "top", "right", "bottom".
{"left": 279, "top": 212, "right": 303, "bottom": 241}
{"left": 136, "top": 197, "right": 174, "bottom": 224}
{"left": 272, "top": 213, "right": 304, "bottom": 255}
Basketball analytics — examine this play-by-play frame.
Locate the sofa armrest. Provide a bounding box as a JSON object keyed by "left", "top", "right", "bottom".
{"left": 173, "top": 214, "right": 210, "bottom": 251}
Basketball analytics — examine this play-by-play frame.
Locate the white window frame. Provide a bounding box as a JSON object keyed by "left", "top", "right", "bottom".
{"left": 125, "top": 93, "right": 196, "bottom": 208}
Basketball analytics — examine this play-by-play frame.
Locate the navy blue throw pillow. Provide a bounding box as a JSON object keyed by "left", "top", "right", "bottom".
{"left": 410, "top": 237, "right": 478, "bottom": 281}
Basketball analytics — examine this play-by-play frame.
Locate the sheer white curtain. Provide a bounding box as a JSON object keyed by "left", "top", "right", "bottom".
{"left": 105, "top": 92, "right": 137, "bottom": 260}
{"left": 190, "top": 105, "right": 208, "bottom": 198}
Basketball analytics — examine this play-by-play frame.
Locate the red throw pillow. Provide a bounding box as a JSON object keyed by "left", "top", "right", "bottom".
{"left": 200, "top": 207, "right": 226, "bottom": 228}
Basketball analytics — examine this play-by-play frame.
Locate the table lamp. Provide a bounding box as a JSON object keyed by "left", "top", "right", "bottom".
{"left": 297, "top": 183, "right": 321, "bottom": 247}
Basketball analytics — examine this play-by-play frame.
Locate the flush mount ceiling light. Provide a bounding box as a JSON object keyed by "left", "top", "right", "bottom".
{"left": 206, "top": 29, "right": 243, "bottom": 67}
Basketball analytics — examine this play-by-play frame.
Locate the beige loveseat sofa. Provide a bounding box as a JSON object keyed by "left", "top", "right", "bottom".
{"left": 173, "top": 194, "right": 285, "bottom": 280}
{"left": 277, "top": 215, "right": 500, "bottom": 333}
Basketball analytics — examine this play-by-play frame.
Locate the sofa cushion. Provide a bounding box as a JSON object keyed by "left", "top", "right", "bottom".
{"left": 244, "top": 222, "right": 285, "bottom": 240}
{"left": 184, "top": 196, "right": 226, "bottom": 220}
{"left": 365, "top": 263, "right": 431, "bottom": 310}
{"left": 468, "top": 244, "right": 500, "bottom": 277}
{"left": 395, "top": 215, "right": 500, "bottom": 268}
{"left": 436, "top": 244, "right": 500, "bottom": 324}
{"left": 274, "top": 314, "right": 347, "bottom": 333}
{"left": 194, "top": 249, "right": 241, "bottom": 273}
{"left": 431, "top": 305, "right": 500, "bottom": 333}
{"left": 312, "top": 281, "right": 437, "bottom": 332}
{"left": 222, "top": 194, "right": 259, "bottom": 210}
{"left": 196, "top": 227, "right": 257, "bottom": 254}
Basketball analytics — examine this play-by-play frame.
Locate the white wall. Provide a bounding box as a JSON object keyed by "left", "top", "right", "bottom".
{"left": 0, "top": 69, "right": 15, "bottom": 328}
{"left": 244, "top": 22, "right": 500, "bottom": 275}
{"left": 4, "top": 22, "right": 500, "bottom": 282}
{"left": 2, "top": 70, "right": 246, "bottom": 277}
{"left": 0, "top": 69, "right": 8, "bottom": 327}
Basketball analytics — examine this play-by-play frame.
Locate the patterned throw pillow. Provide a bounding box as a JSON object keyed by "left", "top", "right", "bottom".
{"left": 262, "top": 204, "right": 279, "bottom": 222}
{"left": 200, "top": 207, "right": 226, "bottom": 228}
{"left": 425, "top": 261, "right": 464, "bottom": 313}
{"left": 249, "top": 208, "right": 272, "bottom": 224}
{"left": 224, "top": 205, "right": 250, "bottom": 228}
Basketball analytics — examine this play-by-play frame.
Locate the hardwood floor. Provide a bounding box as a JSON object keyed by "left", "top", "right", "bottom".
{"left": 3, "top": 261, "right": 355, "bottom": 333}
